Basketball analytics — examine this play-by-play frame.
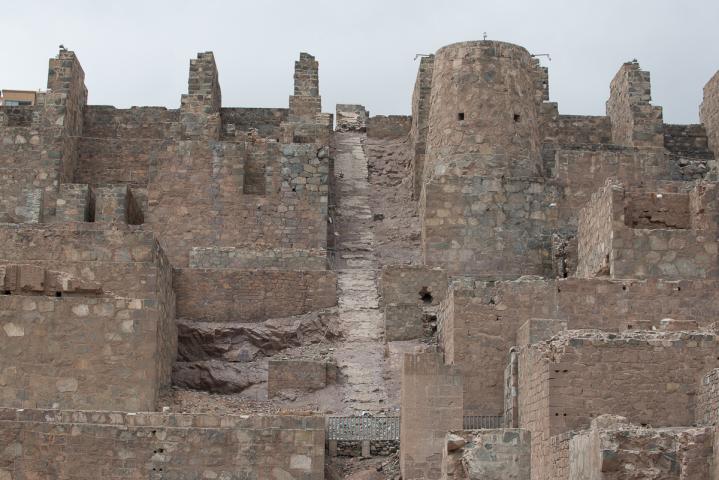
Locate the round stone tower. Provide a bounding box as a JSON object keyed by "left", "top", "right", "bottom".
{"left": 425, "top": 40, "right": 547, "bottom": 178}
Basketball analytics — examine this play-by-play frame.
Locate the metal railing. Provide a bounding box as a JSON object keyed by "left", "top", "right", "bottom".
{"left": 463, "top": 415, "right": 504, "bottom": 429}
{"left": 327, "top": 416, "right": 400, "bottom": 441}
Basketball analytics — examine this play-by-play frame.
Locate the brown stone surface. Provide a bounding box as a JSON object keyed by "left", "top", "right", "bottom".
{"left": 442, "top": 429, "right": 531, "bottom": 480}
{"left": 0, "top": 408, "right": 324, "bottom": 479}
{"left": 400, "top": 353, "right": 463, "bottom": 480}
{"left": 569, "top": 415, "right": 713, "bottom": 480}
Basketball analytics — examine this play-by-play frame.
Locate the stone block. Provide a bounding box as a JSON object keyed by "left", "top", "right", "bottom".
{"left": 384, "top": 303, "right": 424, "bottom": 341}
{"left": 442, "top": 429, "right": 531, "bottom": 480}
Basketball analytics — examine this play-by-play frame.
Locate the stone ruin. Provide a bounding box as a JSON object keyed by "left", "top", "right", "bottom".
{"left": 0, "top": 39, "right": 718, "bottom": 479}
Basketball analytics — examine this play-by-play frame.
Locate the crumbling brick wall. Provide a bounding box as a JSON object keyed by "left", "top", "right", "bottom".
{"left": 442, "top": 429, "right": 531, "bottom": 480}
{"left": 0, "top": 408, "right": 325, "bottom": 479}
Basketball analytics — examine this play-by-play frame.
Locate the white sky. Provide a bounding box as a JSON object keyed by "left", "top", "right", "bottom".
{"left": 2, "top": 0, "right": 718, "bottom": 124}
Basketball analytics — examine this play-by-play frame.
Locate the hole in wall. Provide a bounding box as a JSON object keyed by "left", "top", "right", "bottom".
{"left": 622, "top": 285, "right": 627, "bottom": 291}
{"left": 3, "top": 290, "right": 10, "bottom": 295}
{"left": 627, "top": 325, "right": 633, "bottom": 330}
{"left": 457, "top": 112, "right": 465, "bottom": 121}
{"left": 419, "top": 287, "right": 433, "bottom": 304}
{"left": 513, "top": 114, "right": 521, "bottom": 122}
{"left": 55, "top": 292, "right": 62, "bottom": 298}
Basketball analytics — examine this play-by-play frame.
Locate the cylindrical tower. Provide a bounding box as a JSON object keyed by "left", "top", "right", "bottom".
{"left": 425, "top": 41, "right": 547, "bottom": 178}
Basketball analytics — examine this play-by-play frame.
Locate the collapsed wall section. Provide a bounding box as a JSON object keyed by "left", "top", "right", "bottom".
{"left": 0, "top": 408, "right": 324, "bottom": 479}
{"left": 518, "top": 331, "right": 719, "bottom": 480}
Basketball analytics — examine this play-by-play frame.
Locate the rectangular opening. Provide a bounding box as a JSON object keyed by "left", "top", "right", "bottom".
{"left": 457, "top": 112, "right": 465, "bottom": 121}
{"left": 513, "top": 114, "right": 521, "bottom": 122}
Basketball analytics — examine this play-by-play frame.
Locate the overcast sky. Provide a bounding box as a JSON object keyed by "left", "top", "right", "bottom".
{"left": 2, "top": 0, "right": 718, "bottom": 124}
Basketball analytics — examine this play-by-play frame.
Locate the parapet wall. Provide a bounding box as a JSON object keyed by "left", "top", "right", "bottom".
{"left": 0, "top": 408, "right": 324, "bottom": 479}
{"left": 367, "top": 115, "right": 411, "bottom": 139}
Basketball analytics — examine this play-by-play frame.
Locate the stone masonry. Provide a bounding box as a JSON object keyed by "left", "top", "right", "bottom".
{"left": 1, "top": 39, "right": 719, "bottom": 479}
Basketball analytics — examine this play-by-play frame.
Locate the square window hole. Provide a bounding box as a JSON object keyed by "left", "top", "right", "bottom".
{"left": 457, "top": 112, "right": 465, "bottom": 121}
{"left": 513, "top": 114, "right": 521, "bottom": 122}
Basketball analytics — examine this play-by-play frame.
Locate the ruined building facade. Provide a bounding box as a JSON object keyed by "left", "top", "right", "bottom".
{"left": 0, "top": 40, "right": 718, "bottom": 479}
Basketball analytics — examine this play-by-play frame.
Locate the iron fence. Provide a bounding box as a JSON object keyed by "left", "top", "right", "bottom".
{"left": 463, "top": 415, "right": 504, "bottom": 429}
{"left": 326, "top": 416, "right": 400, "bottom": 441}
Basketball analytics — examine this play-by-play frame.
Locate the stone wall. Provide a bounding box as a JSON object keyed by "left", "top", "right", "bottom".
{"left": 0, "top": 408, "right": 324, "bottom": 479}
{"left": 606, "top": 61, "right": 664, "bottom": 148}
{"left": 384, "top": 303, "right": 424, "bottom": 341}
{"left": 379, "top": 265, "right": 448, "bottom": 306}
{"left": 76, "top": 106, "right": 178, "bottom": 189}
{"left": 0, "top": 295, "right": 174, "bottom": 412}
{"left": 696, "top": 368, "right": 719, "bottom": 426}
{"left": 336, "top": 104, "right": 369, "bottom": 131}
{"left": 268, "top": 359, "right": 333, "bottom": 397}
{"left": 410, "top": 55, "right": 434, "bottom": 199}
{"left": 424, "top": 41, "right": 545, "bottom": 179}
{"left": 518, "top": 331, "right": 719, "bottom": 480}
{"left": 189, "top": 246, "right": 327, "bottom": 270}
{"left": 401, "top": 352, "right": 463, "bottom": 480}
{"left": 147, "top": 140, "right": 329, "bottom": 266}
{"left": 180, "top": 52, "right": 221, "bottom": 139}
{"left": 367, "top": 115, "right": 412, "bottom": 139}
{"left": 174, "top": 268, "right": 337, "bottom": 322}
{"left": 569, "top": 416, "right": 713, "bottom": 480}
{"left": 663, "top": 123, "right": 715, "bottom": 181}
{"left": 439, "top": 277, "right": 719, "bottom": 416}
{"left": 421, "top": 176, "right": 556, "bottom": 277}
{"left": 577, "top": 180, "right": 719, "bottom": 280}
{"left": 442, "top": 429, "right": 531, "bottom": 480}
{"left": 700, "top": 71, "right": 719, "bottom": 159}
{"left": 221, "top": 107, "right": 288, "bottom": 139}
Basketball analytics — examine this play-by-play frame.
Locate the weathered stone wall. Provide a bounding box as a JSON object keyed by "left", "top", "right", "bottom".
{"left": 663, "top": 123, "right": 715, "bottom": 181}
{"left": 384, "top": 303, "right": 424, "bottom": 341}
{"left": 336, "top": 104, "right": 369, "bottom": 131}
{"left": 76, "top": 106, "right": 178, "bottom": 189}
{"left": 421, "top": 175, "right": 557, "bottom": 277}
{"left": 267, "top": 359, "right": 332, "bottom": 397}
{"left": 0, "top": 50, "right": 87, "bottom": 220}
{"left": 569, "top": 416, "right": 713, "bottom": 480}
{"left": 0, "top": 408, "right": 325, "bottom": 479}
{"left": 541, "top": 110, "right": 613, "bottom": 147}
{"left": 410, "top": 55, "right": 434, "bottom": 199}
{"left": 221, "top": 107, "right": 288, "bottom": 139}
{"left": 180, "top": 52, "right": 221, "bottom": 139}
{"left": 519, "top": 331, "right": 719, "bottom": 480}
{"left": 696, "top": 368, "right": 719, "bottom": 426}
{"left": 551, "top": 146, "right": 668, "bottom": 225}
{"left": 425, "top": 41, "right": 545, "bottom": 179}
{"left": 0, "top": 294, "right": 173, "bottom": 412}
{"left": 442, "top": 429, "right": 531, "bottom": 480}
{"left": 700, "top": 71, "right": 719, "bottom": 159}
{"left": 379, "top": 265, "right": 448, "bottom": 306}
{"left": 367, "top": 115, "right": 412, "bottom": 139}
{"left": 606, "top": 61, "right": 664, "bottom": 148}
{"left": 147, "top": 140, "right": 329, "bottom": 266}
{"left": 577, "top": 180, "right": 719, "bottom": 280}
{"left": 439, "top": 277, "right": 719, "bottom": 416}
{"left": 189, "top": 246, "right": 327, "bottom": 270}
{"left": 401, "top": 352, "right": 463, "bottom": 480}
{"left": 174, "top": 268, "right": 337, "bottom": 322}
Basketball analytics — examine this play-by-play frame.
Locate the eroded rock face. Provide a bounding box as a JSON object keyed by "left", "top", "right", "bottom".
{"left": 173, "top": 308, "right": 340, "bottom": 393}
{"left": 172, "top": 360, "right": 265, "bottom": 394}
{"left": 177, "top": 308, "right": 340, "bottom": 363}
